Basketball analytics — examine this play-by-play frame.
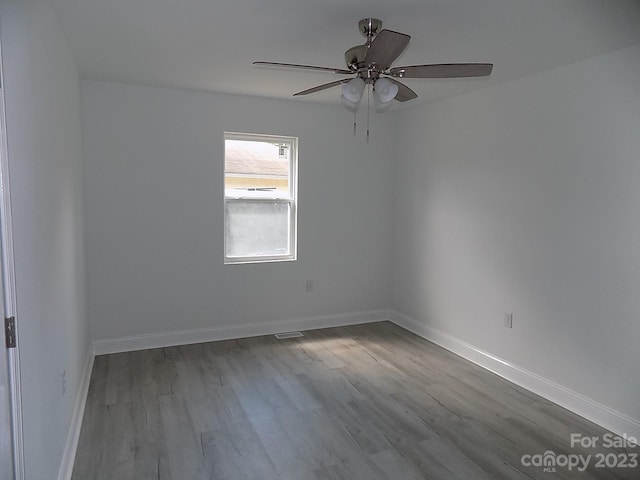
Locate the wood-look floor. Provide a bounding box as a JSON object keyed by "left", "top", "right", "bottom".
{"left": 72, "top": 322, "right": 638, "bottom": 479}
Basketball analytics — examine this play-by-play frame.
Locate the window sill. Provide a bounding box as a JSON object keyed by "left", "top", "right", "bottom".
{"left": 224, "top": 255, "right": 297, "bottom": 265}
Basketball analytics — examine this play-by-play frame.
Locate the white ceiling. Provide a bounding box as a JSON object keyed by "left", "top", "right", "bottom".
{"left": 50, "top": 0, "right": 640, "bottom": 106}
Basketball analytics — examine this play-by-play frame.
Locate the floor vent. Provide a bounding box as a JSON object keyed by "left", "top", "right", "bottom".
{"left": 274, "top": 331, "right": 304, "bottom": 340}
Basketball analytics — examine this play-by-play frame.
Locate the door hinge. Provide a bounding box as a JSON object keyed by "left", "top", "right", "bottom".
{"left": 4, "top": 316, "right": 16, "bottom": 348}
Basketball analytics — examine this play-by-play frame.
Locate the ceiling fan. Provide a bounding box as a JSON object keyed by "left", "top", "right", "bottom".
{"left": 254, "top": 18, "right": 493, "bottom": 109}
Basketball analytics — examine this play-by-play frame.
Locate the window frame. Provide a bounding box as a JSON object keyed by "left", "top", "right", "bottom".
{"left": 223, "top": 132, "right": 298, "bottom": 264}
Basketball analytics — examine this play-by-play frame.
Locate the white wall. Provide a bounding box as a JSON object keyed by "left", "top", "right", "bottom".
{"left": 81, "top": 80, "right": 394, "bottom": 341}
{"left": 0, "top": 0, "right": 89, "bottom": 478}
{"left": 392, "top": 44, "right": 640, "bottom": 422}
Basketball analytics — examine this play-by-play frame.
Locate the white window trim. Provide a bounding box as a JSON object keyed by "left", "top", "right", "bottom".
{"left": 224, "top": 132, "right": 298, "bottom": 264}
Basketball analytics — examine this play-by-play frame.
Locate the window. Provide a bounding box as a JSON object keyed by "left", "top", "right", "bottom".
{"left": 224, "top": 132, "right": 297, "bottom": 264}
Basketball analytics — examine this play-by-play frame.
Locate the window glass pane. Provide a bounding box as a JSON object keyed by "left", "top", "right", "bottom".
{"left": 225, "top": 139, "right": 290, "bottom": 198}
{"left": 225, "top": 201, "right": 291, "bottom": 258}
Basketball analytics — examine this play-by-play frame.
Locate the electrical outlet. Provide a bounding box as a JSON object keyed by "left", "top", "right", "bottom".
{"left": 61, "top": 370, "right": 67, "bottom": 396}
{"left": 504, "top": 313, "right": 513, "bottom": 328}
{"left": 305, "top": 280, "right": 313, "bottom": 292}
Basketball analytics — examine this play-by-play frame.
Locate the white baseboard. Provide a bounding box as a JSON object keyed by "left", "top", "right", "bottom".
{"left": 389, "top": 309, "right": 640, "bottom": 441}
{"left": 57, "top": 347, "right": 95, "bottom": 480}
{"left": 92, "top": 309, "right": 387, "bottom": 355}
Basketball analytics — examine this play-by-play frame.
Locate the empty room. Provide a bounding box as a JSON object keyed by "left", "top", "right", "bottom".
{"left": 0, "top": 0, "right": 639, "bottom": 479}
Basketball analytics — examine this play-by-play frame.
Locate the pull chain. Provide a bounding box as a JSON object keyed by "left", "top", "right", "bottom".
{"left": 366, "top": 84, "right": 370, "bottom": 143}
{"left": 353, "top": 107, "right": 357, "bottom": 136}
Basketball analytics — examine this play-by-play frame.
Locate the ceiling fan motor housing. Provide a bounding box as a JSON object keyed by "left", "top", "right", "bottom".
{"left": 346, "top": 19, "right": 385, "bottom": 76}
{"left": 345, "top": 45, "right": 367, "bottom": 72}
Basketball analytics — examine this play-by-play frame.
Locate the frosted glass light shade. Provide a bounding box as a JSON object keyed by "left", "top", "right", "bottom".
{"left": 341, "top": 95, "right": 359, "bottom": 112}
{"left": 341, "top": 77, "right": 365, "bottom": 103}
{"left": 373, "top": 78, "right": 398, "bottom": 104}
{"left": 374, "top": 99, "right": 393, "bottom": 113}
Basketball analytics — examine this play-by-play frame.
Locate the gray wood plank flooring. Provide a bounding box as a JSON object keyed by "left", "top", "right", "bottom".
{"left": 72, "top": 322, "right": 639, "bottom": 479}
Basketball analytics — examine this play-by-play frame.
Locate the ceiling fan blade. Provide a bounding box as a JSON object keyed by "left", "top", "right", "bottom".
{"left": 293, "top": 79, "right": 351, "bottom": 96}
{"left": 253, "top": 61, "right": 352, "bottom": 75}
{"left": 387, "top": 79, "right": 418, "bottom": 102}
{"left": 364, "top": 29, "right": 411, "bottom": 69}
{"left": 388, "top": 63, "right": 493, "bottom": 78}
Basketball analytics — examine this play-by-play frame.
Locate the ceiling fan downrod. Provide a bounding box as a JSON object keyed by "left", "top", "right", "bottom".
{"left": 359, "top": 18, "right": 382, "bottom": 44}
